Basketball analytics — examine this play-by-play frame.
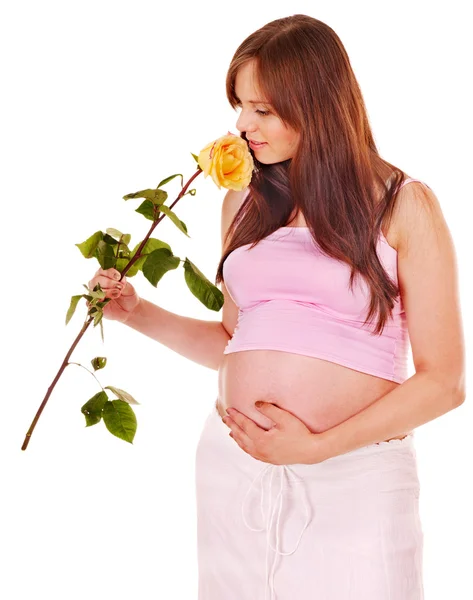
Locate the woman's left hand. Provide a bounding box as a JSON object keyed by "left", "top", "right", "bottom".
{"left": 221, "top": 401, "right": 328, "bottom": 465}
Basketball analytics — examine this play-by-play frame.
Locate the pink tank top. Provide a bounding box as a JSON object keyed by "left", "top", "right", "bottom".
{"left": 222, "top": 177, "right": 430, "bottom": 383}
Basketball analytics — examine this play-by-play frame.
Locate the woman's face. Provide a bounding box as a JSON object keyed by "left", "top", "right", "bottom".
{"left": 234, "top": 61, "right": 300, "bottom": 164}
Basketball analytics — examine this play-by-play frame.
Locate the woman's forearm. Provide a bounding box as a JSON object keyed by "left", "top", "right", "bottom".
{"left": 121, "top": 297, "right": 230, "bottom": 371}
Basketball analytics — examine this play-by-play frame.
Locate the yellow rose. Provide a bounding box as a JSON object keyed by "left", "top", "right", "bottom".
{"left": 198, "top": 132, "right": 254, "bottom": 191}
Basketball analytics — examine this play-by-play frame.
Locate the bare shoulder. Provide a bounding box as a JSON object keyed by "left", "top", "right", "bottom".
{"left": 392, "top": 180, "right": 445, "bottom": 258}
{"left": 222, "top": 187, "right": 249, "bottom": 219}
{"left": 219, "top": 187, "right": 250, "bottom": 338}
{"left": 221, "top": 187, "right": 250, "bottom": 250}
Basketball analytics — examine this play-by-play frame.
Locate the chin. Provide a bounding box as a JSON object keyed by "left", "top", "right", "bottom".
{"left": 258, "top": 156, "right": 292, "bottom": 165}
{"left": 252, "top": 152, "right": 286, "bottom": 165}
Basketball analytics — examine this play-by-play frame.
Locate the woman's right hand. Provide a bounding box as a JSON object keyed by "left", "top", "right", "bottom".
{"left": 87, "top": 267, "right": 141, "bottom": 323}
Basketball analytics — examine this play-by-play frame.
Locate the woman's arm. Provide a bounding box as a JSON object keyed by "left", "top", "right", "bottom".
{"left": 124, "top": 298, "right": 230, "bottom": 371}
{"left": 312, "top": 181, "right": 466, "bottom": 458}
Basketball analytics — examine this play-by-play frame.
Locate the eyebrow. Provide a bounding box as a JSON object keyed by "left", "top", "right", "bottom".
{"left": 234, "top": 94, "right": 272, "bottom": 105}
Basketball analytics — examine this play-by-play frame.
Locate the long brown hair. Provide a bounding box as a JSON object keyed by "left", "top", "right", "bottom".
{"left": 215, "top": 14, "right": 424, "bottom": 335}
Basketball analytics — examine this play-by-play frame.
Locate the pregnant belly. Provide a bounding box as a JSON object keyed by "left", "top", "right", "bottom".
{"left": 217, "top": 350, "right": 411, "bottom": 442}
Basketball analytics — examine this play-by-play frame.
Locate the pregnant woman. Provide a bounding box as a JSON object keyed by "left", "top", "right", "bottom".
{"left": 88, "top": 14, "right": 465, "bottom": 600}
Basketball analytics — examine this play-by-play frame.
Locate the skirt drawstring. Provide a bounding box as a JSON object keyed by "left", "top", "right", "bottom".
{"left": 241, "top": 464, "right": 313, "bottom": 600}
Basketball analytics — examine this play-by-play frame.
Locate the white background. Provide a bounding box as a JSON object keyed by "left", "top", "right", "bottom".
{"left": 1, "top": 1, "right": 471, "bottom": 598}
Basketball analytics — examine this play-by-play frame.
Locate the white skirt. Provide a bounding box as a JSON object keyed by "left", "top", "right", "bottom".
{"left": 194, "top": 400, "right": 424, "bottom": 600}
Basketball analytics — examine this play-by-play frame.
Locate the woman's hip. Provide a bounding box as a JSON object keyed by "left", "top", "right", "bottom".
{"left": 196, "top": 399, "right": 421, "bottom": 492}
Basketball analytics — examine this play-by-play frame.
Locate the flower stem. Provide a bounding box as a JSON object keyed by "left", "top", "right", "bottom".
{"left": 21, "top": 166, "right": 203, "bottom": 451}
{"left": 21, "top": 315, "right": 94, "bottom": 451}
{"left": 119, "top": 167, "right": 202, "bottom": 280}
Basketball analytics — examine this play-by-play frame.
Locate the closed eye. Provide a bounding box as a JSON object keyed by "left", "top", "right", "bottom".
{"left": 235, "top": 102, "right": 270, "bottom": 117}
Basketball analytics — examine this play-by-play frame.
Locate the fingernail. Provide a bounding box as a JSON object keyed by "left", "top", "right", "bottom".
{"left": 115, "top": 283, "right": 123, "bottom": 289}
{"left": 114, "top": 272, "right": 121, "bottom": 280}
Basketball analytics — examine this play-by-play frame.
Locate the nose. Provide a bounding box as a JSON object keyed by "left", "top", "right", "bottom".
{"left": 235, "top": 109, "right": 258, "bottom": 135}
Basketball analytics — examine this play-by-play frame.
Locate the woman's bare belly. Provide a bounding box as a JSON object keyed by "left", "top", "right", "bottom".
{"left": 217, "top": 350, "right": 412, "bottom": 443}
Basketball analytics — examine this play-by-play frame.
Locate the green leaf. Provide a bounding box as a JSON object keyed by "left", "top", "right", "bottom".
{"left": 104, "top": 385, "right": 140, "bottom": 405}
{"left": 115, "top": 257, "right": 130, "bottom": 273}
{"left": 66, "top": 294, "right": 83, "bottom": 325}
{"left": 106, "top": 229, "right": 131, "bottom": 248}
{"left": 81, "top": 391, "right": 109, "bottom": 427}
{"left": 123, "top": 188, "right": 158, "bottom": 201}
{"left": 191, "top": 152, "right": 199, "bottom": 163}
{"left": 142, "top": 248, "right": 180, "bottom": 287}
{"left": 123, "top": 188, "right": 167, "bottom": 205}
{"left": 124, "top": 238, "right": 172, "bottom": 277}
{"left": 106, "top": 227, "right": 123, "bottom": 239}
{"left": 75, "top": 231, "right": 103, "bottom": 259}
{"left": 93, "top": 310, "right": 104, "bottom": 327}
{"left": 117, "top": 247, "right": 131, "bottom": 259}
{"left": 153, "top": 189, "right": 168, "bottom": 205}
{"left": 157, "top": 173, "right": 183, "bottom": 188}
{"left": 83, "top": 283, "right": 106, "bottom": 300}
{"left": 186, "top": 188, "right": 196, "bottom": 196}
{"left": 183, "top": 258, "right": 224, "bottom": 311}
{"left": 158, "top": 205, "right": 190, "bottom": 237}
{"left": 103, "top": 233, "right": 119, "bottom": 245}
{"left": 102, "top": 400, "right": 137, "bottom": 443}
{"left": 135, "top": 199, "right": 159, "bottom": 221}
{"left": 135, "top": 237, "right": 172, "bottom": 254}
{"left": 91, "top": 357, "right": 107, "bottom": 371}
{"left": 94, "top": 240, "right": 117, "bottom": 270}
